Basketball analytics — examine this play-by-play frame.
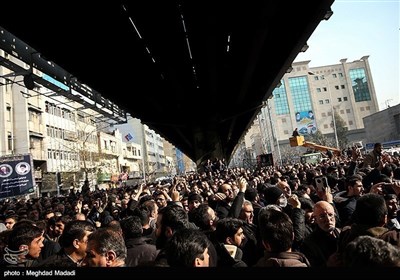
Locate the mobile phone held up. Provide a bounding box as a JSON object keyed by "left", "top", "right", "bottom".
{"left": 315, "top": 175, "right": 328, "bottom": 192}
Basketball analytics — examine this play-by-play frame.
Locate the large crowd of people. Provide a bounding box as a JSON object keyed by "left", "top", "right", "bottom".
{"left": 1, "top": 142, "right": 400, "bottom": 268}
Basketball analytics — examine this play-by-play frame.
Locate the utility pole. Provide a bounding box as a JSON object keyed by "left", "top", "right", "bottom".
{"left": 266, "top": 100, "right": 282, "bottom": 166}
{"left": 140, "top": 123, "right": 147, "bottom": 184}
{"left": 56, "top": 171, "right": 62, "bottom": 197}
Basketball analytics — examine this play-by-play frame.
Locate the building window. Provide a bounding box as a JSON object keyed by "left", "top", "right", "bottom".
{"left": 288, "top": 76, "right": 313, "bottom": 113}
{"left": 272, "top": 80, "right": 290, "bottom": 115}
{"left": 323, "top": 87, "right": 327, "bottom": 92}
{"left": 349, "top": 68, "right": 371, "bottom": 102}
{"left": 6, "top": 106, "right": 11, "bottom": 122}
{"left": 322, "top": 113, "right": 326, "bottom": 117}
{"left": 360, "top": 107, "right": 365, "bottom": 111}
{"left": 349, "top": 120, "right": 353, "bottom": 125}
{"left": 340, "top": 110, "right": 344, "bottom": 114}
{"left": 338, "top": 98, "right": 342, "bottom": 102}
{"left": 319, "top": 100, "right": 323, "bottom": 105}
{"left": 366, "top": 106, "right": 370, "bottom": 110}
{"left": 343, "top": 97, "right": 348, "bottom": 101}
{"left": 7, "top": 132, "right": 13, "bottom": 151}
{"left": 317, "top": 88, "right": 321, "bottom": 93}
{"left": 283, "top": 130, "right": 289, "bottom": 135}
{"left": 346, "top": 109, "right": 351, "bottom": 113}
{"left": 333, "top": 73, "right": 337, "bottom": 78}
{"left": 341, "top": 85, "right": 345, "bottom": 89}
{"left": 335, "top": 86, "right": 339, "bottom": 90}
{"left": 339, "top": 73, "right": 343, "bottom": 77}
{"left": 325, "top": 99, "right": 330, "bottom": 104}
{"left": 282, "top": 118, "right": 286, "bottom": 123}
{"left": 324, "top": 124, "right": 328, "bottom": 129}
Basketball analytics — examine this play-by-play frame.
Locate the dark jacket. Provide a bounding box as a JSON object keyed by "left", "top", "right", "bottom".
{"left": 37, "top": 249, "right": 78, "bottom": 267}
{"left": 300, "top": 226, "right": 341, "bottom": 267}
{"left": 37, "top": 238, "right": 61, "bottom": 262}
{"left": 333, "top": 191, "right": 358, "bottom": 226}
{"left": 338, "top": 224, "right": 400, "bottom": 255}
{"left": 215, "top": 192, "right": 245, "bottom": 219}
{"left": 283, "top": 206, "right": 306, "bottom": 251}
{"left": 125, "top": 236, "right": 159, "bottom": 267}
{"left": 214, "top": 242, "right": 247, "bottom": 267}
{"left": 241, "top": 222, "right": 263, "bottom": 266}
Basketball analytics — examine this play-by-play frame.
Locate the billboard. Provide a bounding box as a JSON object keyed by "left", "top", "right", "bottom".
{"left": 295, "top": 110, "right": 317, "bottom": 135}
{"left": 0, "top": 154, "right": 35, "bottom": 199}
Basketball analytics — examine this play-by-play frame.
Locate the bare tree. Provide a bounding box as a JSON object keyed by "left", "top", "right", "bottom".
{"left": 334, "top": 111, "right": 349, "bottom": 150}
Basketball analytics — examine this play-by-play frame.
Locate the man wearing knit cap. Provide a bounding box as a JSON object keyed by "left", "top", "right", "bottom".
{"left": 187, "top": 192, "right": 204, "bottom": 222}
{"left": 188, "top": 192, "right": 203, "bottom": 212}
{"left": 263, "top": 187, "right": 286, "bottom": 208}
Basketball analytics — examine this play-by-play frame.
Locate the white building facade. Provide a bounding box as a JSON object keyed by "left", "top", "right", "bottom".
{"left": 231, "top": 56, "right": 380, "bottom": 166}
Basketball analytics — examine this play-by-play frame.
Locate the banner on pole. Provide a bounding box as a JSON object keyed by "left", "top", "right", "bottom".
{"left": 0, "top": 154, "right": 35, "bottom": 199}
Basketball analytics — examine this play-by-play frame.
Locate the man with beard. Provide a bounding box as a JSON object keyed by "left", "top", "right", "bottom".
{"left": 83, "top": 228, "right": 126, "bottom": 267}
{"left": 214, "top": 178, "right": 247, "bottom": 219}
{"left": 152, "top": 204, "right": 191, "bottom": 266}
{"left": 152, "top": 204, "right": 217, "bottom": 267}
{"left": 362, "top": 142, "right": 382, "bottom": 169}
{"left": 214, "top": 217, "right": 247, "bottom": 267}
{"left": 384, "top": 193, "right": 400, "bottom": 230}
{"left": 333, "top": 175, "right": 364, "bottom": 226}
{"left": 53, "top": 216, "right": 73, "bottom": 243}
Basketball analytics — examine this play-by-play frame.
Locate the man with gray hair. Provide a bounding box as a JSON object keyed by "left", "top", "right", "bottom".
{"left": 83, "top": 228, "right": 127, "bottom": 267}
{"left": 300, "top": 201, "right": 340, "bottom": 267}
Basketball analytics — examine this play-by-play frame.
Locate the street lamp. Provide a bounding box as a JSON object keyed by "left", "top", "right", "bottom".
{"left": 308, "top": 71, "right": 339, "bottom": 149}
